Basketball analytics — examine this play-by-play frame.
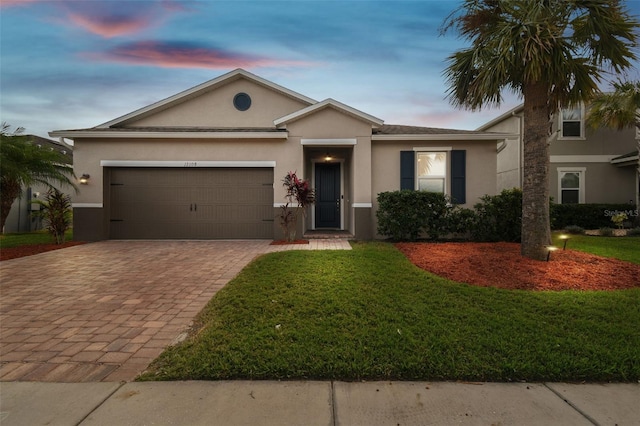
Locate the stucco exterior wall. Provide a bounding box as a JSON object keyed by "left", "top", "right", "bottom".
{"left": 550, "top": 162, "right": 636, "bottom": 204}
{"left": 371, "top": 140, "right": 497, "bottom": 205}
{"left": 551, "top": 118, "right": 636, "bottom": 155}
{"left": 126, "top": 78, "right": 310, "bottom": 128}
{"left": 370, "top": 139, "right": 498, "bottom": 237}
{"left": 71, "top": 137, "right": 303, "bottom": 206}
{"left": 482, "top": 113, "right": 522, "bottom": 192}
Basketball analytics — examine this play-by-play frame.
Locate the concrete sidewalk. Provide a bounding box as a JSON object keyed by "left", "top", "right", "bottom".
{"left": 1, "top": 381, "right": 638, "bottom": 425}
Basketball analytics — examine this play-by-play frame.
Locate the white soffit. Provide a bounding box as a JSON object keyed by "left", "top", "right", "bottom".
{"left": 48, "top": 130, "right": 288, "bottom": 139}
{"left": 301, "top": 138, "right": 357, "bottom": 145}
{"left": 100, "top": 160, "right": 276, "bottom": 168}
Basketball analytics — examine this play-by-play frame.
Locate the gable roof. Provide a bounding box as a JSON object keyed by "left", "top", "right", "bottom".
{"left": 28, "top": 135, "right": 73, "bottom": 163}
{"left": 50, "top": 69, "right": 512, "bottom": 141}
{"left": 98, "top": 68, "right": 317, "bottom": 129}
{"left": 475, "top": 104, "right": 524, "bottom": 131}
{"left": 372, "top": 124, "right": 513, "bottom": 141}
{"left": 274, "top": 98, "right": 384, "bottom": 127}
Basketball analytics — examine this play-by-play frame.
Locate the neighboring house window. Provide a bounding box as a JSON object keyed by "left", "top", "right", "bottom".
{"left": 560, "top": 104, "right": 585, "bottom": 139}
{"left": 417, "top": 152, "right": 447, "bottom": 193}
{"left": 400, "top": 150, "right": 466, "bottom": 204}
{"left": 558, "top": 167, "right": 586, "bottom": 204}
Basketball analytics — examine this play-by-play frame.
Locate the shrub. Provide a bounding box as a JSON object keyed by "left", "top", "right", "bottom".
{"left": 563, "top": 225, "right": 585, "bottom": 235}
{"left": 279, "top": 171, "right": 315, "bottom": 242}
{"left": 447, "top": 207, "right": 476, "bottom": 237}
{"left": 627, "top": 227, "right": 640, "bottom": 236}
{"left": 376, "top": 190, "right": 452, "bottom": 241}
{"left": 611, "top": 212, "right": 628, "bottom": 229}
{"left": 32, "top": 188, "right": 72, "bottom": 244}
{"left": 550, "top": 203, "right": 637, "bottom": 230}
{"left": 599, "top": 227, "right": 614, "bottom": 237}
{"left": 470, "top": 188, "right": 522, "bottom": 242}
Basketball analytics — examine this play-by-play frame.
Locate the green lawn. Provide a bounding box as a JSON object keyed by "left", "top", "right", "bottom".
{"left": 552, "top": 232, "right": 640, "bottom": 264}
{"left": 140, "top": 242, "right": 640, "bottom": 383}
{"left": 0, "top": 229, "right": 74, "bottom": 248}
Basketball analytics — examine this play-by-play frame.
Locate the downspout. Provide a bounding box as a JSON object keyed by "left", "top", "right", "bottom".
{"left": 497, "top": 139, "right": 508, "bottom": 153}
{"left": 636, "top": 123, "right": 639, "bottom": 225}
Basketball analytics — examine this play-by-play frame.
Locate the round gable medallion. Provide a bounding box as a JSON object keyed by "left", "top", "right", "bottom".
{"left": 233, "top": 92, "right": 251, "bottom": 111}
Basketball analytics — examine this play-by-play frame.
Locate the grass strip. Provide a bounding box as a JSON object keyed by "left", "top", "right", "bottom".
{"left": 0, "top": 229, "right": 74, "bottom": 248}
{"left": 552, "top": 233, "right": 640, "bottom": 264}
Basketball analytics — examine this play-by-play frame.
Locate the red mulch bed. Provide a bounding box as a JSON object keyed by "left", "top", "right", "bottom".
{"left": 396, "top": 242, "right": 640, "bottom": 291}
{"left": 1, "top": 241, "right": 86, "bottom": 261}
{"left": 270, "top": 240, "right": 310, "bottom": 245}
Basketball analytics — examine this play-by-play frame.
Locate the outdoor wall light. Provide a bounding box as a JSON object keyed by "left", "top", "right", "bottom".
{"left": 79, "top": 174, "right": 90, "bottom": 185}
{"left": 558, "top": 234, "right": 570, "bottom": 250}
{"left": 324, "top": 152, "right": 333, "bottom": 162}
{"left": 546, "top": 245, "right": 558, "bottom": 261}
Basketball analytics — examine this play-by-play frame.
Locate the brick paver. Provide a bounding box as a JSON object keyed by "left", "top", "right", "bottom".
{"left": 0, "top": 239, "right": 350, "bottom": 382}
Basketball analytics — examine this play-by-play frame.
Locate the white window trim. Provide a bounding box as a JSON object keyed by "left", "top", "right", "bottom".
{"left": 557, "top": 167, "right": 586, "bottom": 204}
{"left": 558, "top": 103, "right": 586, "bottom": 140}
{"left": 416, "top": 151, "right": 448, "bottom": 194}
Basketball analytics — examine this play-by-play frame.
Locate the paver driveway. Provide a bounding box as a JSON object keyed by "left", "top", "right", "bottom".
{"left": 0, "top": 240, "right": 330, "bottom": 382}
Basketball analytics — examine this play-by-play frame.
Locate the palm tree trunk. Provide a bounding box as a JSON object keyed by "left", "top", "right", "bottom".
{"left": 0, "top": 178, "right": 22, "bottom": 233}
{"left": 521, "top": 82, "right": 552, "bottom": 260}
{"left": 636, "top": 123, "right": 640, "bottom": 226}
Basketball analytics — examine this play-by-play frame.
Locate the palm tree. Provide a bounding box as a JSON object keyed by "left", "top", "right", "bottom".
{"left": 588, "top": 81, "right": 640, "bottom": 222}
{"left": 0, "top": 123, "right": 77, "bottom": 233}
{"left": 442, "top": 0, "right": 638, "bottom": 260}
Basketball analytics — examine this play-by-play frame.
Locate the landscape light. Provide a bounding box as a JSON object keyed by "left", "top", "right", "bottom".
{"left": 558, "top": 234, "right": 570, "bottom": 250}
{"left": 546, "top": 246, "right": 558, "bottom": 262}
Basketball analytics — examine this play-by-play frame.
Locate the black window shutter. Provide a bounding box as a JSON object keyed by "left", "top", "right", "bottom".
{"left": 451, "top": 150, "right": 466, "bottom": 204}
{"left": 400, "top": 151, "right": 415, "bottom": 190}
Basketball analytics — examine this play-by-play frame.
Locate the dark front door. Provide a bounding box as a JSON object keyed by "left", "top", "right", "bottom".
{"left": 315, "top": 163, "right": 341, "bottom": 228}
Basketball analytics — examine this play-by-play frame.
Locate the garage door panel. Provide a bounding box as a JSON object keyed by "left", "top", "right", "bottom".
{"left": 109, "top": 168, "right": 273, "bottom": 239}
{"left": 195, "top": 204, "right": 273, "bottom": 221}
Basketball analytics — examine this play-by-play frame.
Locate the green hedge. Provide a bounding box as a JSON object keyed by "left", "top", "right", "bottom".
{"left": 376, "top": 189, "right": 638, "bottom": 241}
{"left": 467, "top": 189, "right": 521, "bottom": 242}
{"left": 550, "top": 203, "right": 638, "bottom": 230}
{"left": 376, "top": 190, "right": 451, "bottom": 241}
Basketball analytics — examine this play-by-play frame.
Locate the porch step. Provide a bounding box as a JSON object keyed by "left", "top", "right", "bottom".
{"left": 303, "top": 230, "right": 354, "bottom": 239}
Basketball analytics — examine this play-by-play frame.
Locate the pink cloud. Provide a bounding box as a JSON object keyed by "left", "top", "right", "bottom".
{"left": 84, "top": 41, "right": 314, "bottom": 70}
{"left": 0, "top": 0, "right": 39, "bottom": 8}
{"left": 68, "top": 13, "right": 153, "bottom": 38}
{"left": 58, "top": 1, "right": 191, "bottom": 38}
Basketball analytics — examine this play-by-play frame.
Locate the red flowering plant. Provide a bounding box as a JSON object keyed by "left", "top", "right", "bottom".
{"left": 279, "top": 171, "right": 316, "bottom": 241}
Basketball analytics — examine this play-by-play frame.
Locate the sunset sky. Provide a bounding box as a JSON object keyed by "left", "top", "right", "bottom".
{"left": 1, "top": 0, "right": 639, "bottom": 140}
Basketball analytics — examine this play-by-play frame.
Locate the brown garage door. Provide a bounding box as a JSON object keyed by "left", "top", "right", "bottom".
{"left": 109, "top": 168, "right": 274, "bottom": 239}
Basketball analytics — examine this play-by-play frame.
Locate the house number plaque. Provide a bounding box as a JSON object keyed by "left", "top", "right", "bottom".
{"left": 184, "top": 162, "right": 197, "bottom": 167}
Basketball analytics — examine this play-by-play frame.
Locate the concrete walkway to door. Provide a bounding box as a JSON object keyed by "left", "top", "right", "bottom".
{"left": 0, "top": 240, "right": 351, "bottom": 382}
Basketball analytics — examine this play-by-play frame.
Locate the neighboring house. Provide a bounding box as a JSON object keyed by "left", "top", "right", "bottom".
{"left": 3, "top": 136, "right": 73, "bottom": 233}
{"left": 478, "top": 104, "right": 638, "bottom": 205}
{"left": 49, "top": 68, "right": 508, "bottom": 241}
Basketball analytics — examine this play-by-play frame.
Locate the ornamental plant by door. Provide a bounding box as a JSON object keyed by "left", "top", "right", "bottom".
{"left": 279, "top": 171, "right": 315, "bottom": 242}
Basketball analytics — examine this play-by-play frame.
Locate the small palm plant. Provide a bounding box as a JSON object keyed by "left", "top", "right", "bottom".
{"left": 32, "top": 188, "right": 72, "bottom": 244}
